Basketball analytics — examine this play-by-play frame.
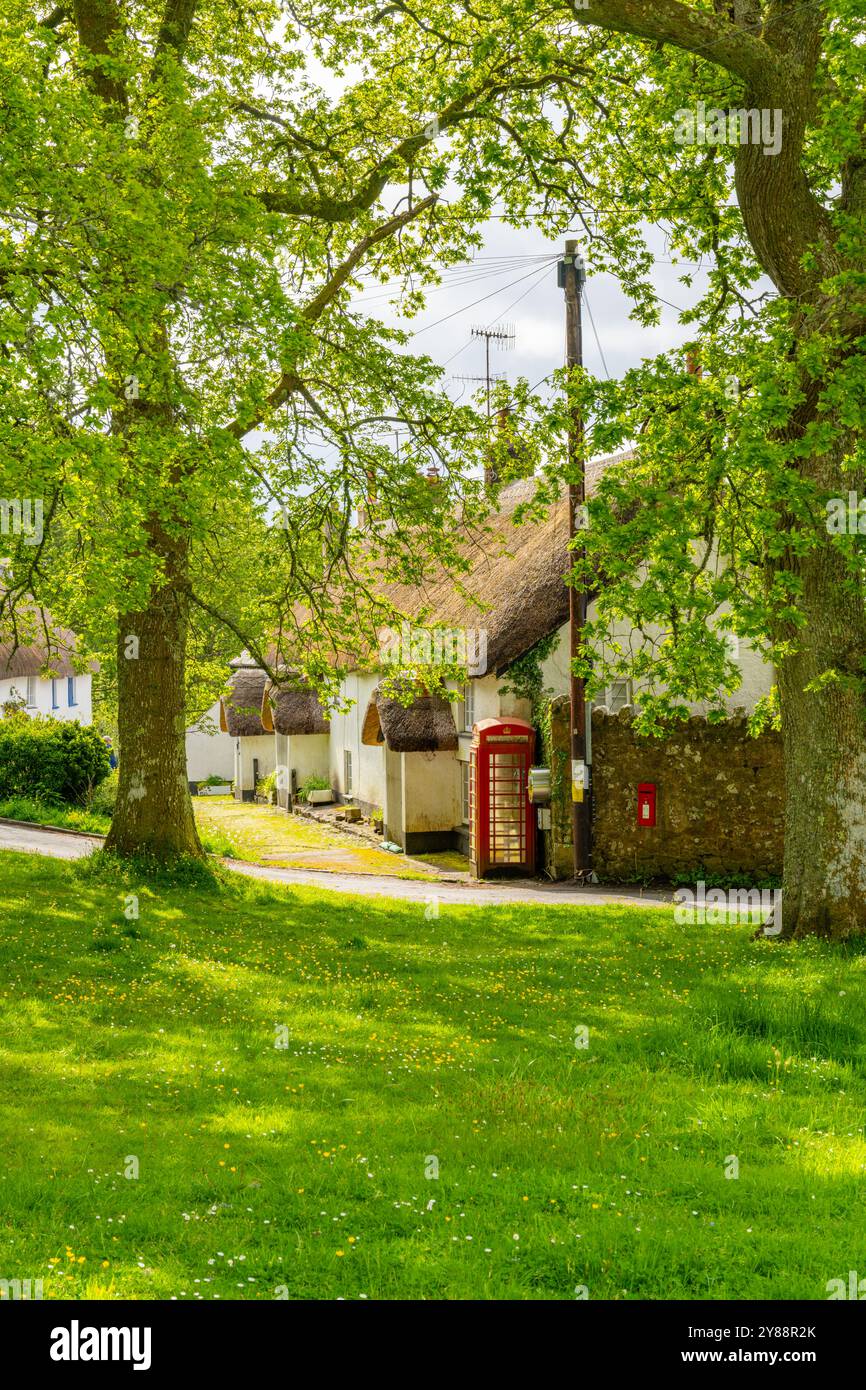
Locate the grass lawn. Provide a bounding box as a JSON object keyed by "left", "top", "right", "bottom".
{"left": 1, "top": 846, "right": 865, "bottom": 1301}
{"left": 0, "top": 795, "right": 111, "bottom": 837}
{"left": 414, "top": 849, "right": 473, "bottom": 875}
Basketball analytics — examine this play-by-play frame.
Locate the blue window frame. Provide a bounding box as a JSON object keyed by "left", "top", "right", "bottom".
{"left": 51, "top": 678, "right": 59, "bottom": 710}
{"left": 67, "top": 676, "right": 77, "bottom": 707}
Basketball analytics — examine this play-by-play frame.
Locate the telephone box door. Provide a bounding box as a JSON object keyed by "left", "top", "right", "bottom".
{"left": 470, "top": 718, "right": 535, "bottom": 877}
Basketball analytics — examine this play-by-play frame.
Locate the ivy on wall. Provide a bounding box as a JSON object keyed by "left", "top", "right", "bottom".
{"left": 498, "top": 630, "right": 560, "bottom": 737}
{"left": 499, "top": 632, "right": 563, "bottom": 875}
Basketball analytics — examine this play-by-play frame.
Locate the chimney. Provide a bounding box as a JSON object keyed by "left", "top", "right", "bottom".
{"left": 686, "top": 346, "right": 703, "bottom": 379}
{"left": 425, "top": 465, "right": 441, "bottom": 486}
{"left": 485, "top": 408, "right": 512, "bottom": 487}
{"left": 357, "top": 467, "right": 377, "bottom": 529}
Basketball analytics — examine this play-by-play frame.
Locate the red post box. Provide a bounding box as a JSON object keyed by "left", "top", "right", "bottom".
{"left": 637, "top": 782, "right": 656, "bottom": 828}
{"left": 470, "top": 718, "right": 535, "bottom": 877}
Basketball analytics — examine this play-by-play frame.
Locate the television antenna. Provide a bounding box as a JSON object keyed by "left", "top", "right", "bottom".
{"left": 452, "top": 370, "right": 506, "bottom": 406}
{"left": 467, "top": 323, "right": 515, "bottom": 415}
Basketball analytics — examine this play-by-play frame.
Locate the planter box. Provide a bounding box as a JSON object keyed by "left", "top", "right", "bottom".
{"left": 306, "top": 788, "right": 334, "bottom": 805}
{"left": 197, "top": 784, "right": 232, "bottom": 796}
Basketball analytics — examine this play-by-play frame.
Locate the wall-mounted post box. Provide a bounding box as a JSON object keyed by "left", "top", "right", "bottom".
{"left": 637, "top": 782, "right": 656, "bottom": 827}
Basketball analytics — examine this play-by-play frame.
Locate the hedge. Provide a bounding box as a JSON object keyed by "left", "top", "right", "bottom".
{"left": 0, "top": 713, "right": 111, "bottom": 804}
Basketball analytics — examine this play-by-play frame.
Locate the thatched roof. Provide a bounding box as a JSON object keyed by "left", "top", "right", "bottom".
{"left": 361, "top": 684, "right": 458, "bottom": 753}
{"left": 0, "top": 604, "right": 97, "bottom": 680}
{"left": 0, "top": 640, "right": 78, "bottom": 679}
{"left": 265, "top": 450, "right": 630, "bottom": 683}
{"left": 374, "top": 453, "right": 630, "bottom": 677}
{"left": 219, "top": 665, "right": 268, "bottom": 737}
{"left": 262, "top": 678, "right": 330, "bottom": 735}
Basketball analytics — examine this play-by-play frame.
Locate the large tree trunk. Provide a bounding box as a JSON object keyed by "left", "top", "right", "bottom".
{"left": 776, "top": 509, "right": 866, "bottom": 939}
{"left": 104, "top": 526, "right": 203, "bottom": 859}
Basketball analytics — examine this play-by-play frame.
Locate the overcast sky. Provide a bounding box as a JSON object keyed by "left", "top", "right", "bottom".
{"left": 349, "top": 213, "right": 718, "bottom": 425}
{"left": 297, "top": 40, "right": 723, "bottom": 453}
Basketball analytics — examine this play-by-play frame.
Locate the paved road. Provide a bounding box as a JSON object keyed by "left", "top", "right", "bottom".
{"left": 0, "top": 819, "right": 672, "bottom": 911}
{"left": 0, "top": 819, "right": 104, "bottom": 860}
{"left": 225, "top": 858, "right": 672, "bottom": 909}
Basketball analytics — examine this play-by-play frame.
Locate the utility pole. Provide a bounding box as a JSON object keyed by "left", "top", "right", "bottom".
{"left": 559, "top": 239, "right": 591, "bottom": 879}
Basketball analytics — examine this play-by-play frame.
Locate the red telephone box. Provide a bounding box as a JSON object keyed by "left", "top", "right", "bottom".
{"left": 470, "top": 718, "right": 535, "bottom": 877}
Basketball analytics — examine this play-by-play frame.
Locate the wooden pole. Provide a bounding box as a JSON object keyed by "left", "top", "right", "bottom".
{"left": 561, "top": 239, "right": 591, "bottom": 878}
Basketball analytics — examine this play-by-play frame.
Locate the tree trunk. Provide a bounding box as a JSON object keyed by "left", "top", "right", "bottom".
{"left": 776, "top": 518, "right": 866, "bottom": 939}
{"left": 104, "top": 526, "right": 203, "bottom": 859}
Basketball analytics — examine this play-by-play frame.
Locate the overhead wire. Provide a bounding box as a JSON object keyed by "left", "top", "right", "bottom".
{"left": 582, "top": 287, "right": 610, "bottom": 380}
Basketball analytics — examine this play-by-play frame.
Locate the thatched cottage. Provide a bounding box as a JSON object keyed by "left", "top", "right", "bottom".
{"left": 0, "top": 606, "right": 96, "bottom": 724}
{"left": 218, "top": 657, "right": 276, "bottom": 799}
{"left": 220, "top": 455, "right": 777, "bottom": 870}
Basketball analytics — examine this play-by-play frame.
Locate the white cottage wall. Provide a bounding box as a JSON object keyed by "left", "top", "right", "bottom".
{"left": 0, "top": 673, "right": 94, "bottom": 724}
{"left": 185, "top": 701, "right": 235, "bottom": 785}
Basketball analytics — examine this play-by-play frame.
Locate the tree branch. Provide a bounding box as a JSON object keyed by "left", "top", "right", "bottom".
{"left": 39, "top": 6, "right": 70, "bottom": 29}
{"left": 256, "top": 71, "right": 574, "bottom": 223}
{"left": 225, "top": 194, "right": 437, "bottom": 438}
{"left": 565, "top": 0, "right": 782, "bottom": 93}
{"left": 154, "top": 0, "right": 198, "bottom": 62}
{"left": 71, "top": 0, "right": 126, "bottom": 111}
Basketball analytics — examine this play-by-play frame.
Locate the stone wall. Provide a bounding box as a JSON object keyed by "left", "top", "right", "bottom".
{"left": 588, "top": 707, "right": 784, "bottom": 881}
{"left": 547, "top": 695, "right": 576, "bottom": 878}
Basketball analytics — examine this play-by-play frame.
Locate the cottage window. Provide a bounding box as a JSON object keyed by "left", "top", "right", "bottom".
{"left": 463, "top": 681, "right": 475, "bottom": 733}
{"left": 606, "top": 679, "right": 632, "bottom": 712}
{"left": 461, "top": 760, "right": 471, "bottom": 825}
{"left": 25, "top": 676, "right": 37, "bottom": 707}
{"left": 51, "top": 678, "right": 59, "bottom": 710}
{"left": 344, "top": 749, "right": 354, "bottom": 797}
{"left": 67, "top": 676, "right": 77, "bottom": 707}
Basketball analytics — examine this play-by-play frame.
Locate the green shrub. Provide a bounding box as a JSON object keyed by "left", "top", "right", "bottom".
{"left": 88, "top": 768, "right": 118, "bottom": 816}
{"left": 0, "top": 715, "right": 111, "bottom": 804}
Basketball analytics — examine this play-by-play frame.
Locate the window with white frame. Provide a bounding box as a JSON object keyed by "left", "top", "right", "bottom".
{"left": 461, "top": 759, "right": 471, "bottom": 825}
{"left": 25, "top": 676, "right": 37, "bottom": 707}
{"left": 344, "top": 749, "right": 354, "bottom": 797}
{"left": 463, "top": 681, "right": 475, "bottom": 733}
{"left": 605, "top": 679, "right": 632, "bottom": 712}
{"left": 453, "top": 687, "right": 465, "bottom": 733}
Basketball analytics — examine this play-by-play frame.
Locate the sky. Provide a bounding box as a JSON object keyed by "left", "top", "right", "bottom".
{"left": 349, "top": 215, "right": 712, "bottom": 428}
{"left": 300, "top": 43, "right": 710, "bottom": 431}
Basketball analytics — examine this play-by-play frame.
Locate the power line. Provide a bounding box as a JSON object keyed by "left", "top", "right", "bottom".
{"left": 582, "top": 287, "right": 610, "bottom": 380}
{"left": 408, "top": 260, "right": 562, "bottom": 338}
{"left": 351, "top": 255, "right": 558, "bottom": 306}
{"left": 436, "top": 261, "right": 557, "bottom": 369}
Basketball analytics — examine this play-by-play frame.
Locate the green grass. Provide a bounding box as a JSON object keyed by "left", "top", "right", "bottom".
{"left": 0, "top": 795, "right": 111, "bottom": 836}
{"left": 1, "top": 846, "right": 865, "bottom": 1301}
